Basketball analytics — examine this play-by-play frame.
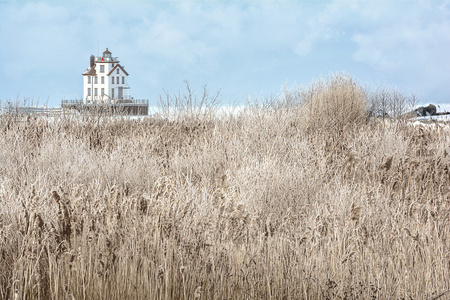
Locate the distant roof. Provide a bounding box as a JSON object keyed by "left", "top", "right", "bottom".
{"left": 107, "top": 64, "right": 129, "bottom": 76}
{"left": 82, "top": 66, "right": 96, "bottom": 76}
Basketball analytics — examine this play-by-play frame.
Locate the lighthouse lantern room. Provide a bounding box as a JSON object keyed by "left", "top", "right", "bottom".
{"left": 82, "top": 48, "right": 130, "bottom": 104}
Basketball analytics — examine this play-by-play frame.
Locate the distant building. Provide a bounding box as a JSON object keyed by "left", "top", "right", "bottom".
{"left": 82, "top": 48, "right": 130, "bottom": 103}
{"left": 62, "top": 48, "right": 148, "bottom": 115}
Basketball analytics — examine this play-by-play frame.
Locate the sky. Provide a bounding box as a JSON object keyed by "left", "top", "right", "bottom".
{"left": 0, "top": 0, "right": 449, "bottom": 107}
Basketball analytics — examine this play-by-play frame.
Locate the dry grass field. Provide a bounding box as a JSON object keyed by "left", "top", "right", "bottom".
{"left": 0, "top": 74, "right": 449, "bottom": 299}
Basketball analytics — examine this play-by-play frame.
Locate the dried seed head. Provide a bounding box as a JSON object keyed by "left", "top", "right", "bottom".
{"left": 52, "top": 191, "right": 61, "bottom": 204}
{"left": 341, "top": 251, "right": 355, "bottom": 264}
{"left": 230, "top": 209, "right": 243, "bottom": 220}
{"left": 266, "top": 213, "right": 276, "bottom": 237}
{"left": 18, "top": 207, "right": 29, "bottom": 236}
{"left": 157, "top": 265, "right": 164, "bottom": 280}
{"left": 381, "top": 156, "right": 393, "bottom": 171}
{"left": 138, "top": 196, "right": 148, "bottom": 214}
{"left": 194, "top": 286, "right": 202, "bottom": 299}
{"left": 34, "top": 213, "right": 44, "bottom": 231}
{"left": 404, "top": 227, "right": 411, "bottom": 237}
{"left": 350, "top": 203, "right": 363, "bottom": 222}
{"left": 55, "top": 193, "right": 72, "bottom": 244}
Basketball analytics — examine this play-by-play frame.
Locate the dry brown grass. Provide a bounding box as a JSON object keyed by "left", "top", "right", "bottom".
{"left": 300, "top": 73, "right": 367, "bottom": 134}
{"left": 0, "top": 75, "right": 449, "bottom": 299}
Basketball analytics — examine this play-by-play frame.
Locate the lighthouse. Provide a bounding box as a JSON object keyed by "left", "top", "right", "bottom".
{"left": 82, "top": 48, "right": 130, "bottom": 103}
{"left": 62, "top": 48, "right": 148, "bottom": 115}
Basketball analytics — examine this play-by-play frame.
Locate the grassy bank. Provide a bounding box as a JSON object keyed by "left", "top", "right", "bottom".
{"left": 0, "top": 75, "right": 449, "bottom": 299}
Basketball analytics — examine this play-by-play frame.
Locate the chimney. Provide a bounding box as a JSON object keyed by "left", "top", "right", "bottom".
{"left": 90, "top": 55, "right": 95, "bottom": 68}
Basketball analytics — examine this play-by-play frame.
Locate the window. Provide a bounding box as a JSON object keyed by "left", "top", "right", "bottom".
{"left": 122, "top": 76, "right": 125, "bottom": 84}
{"left": 100, "top": 65, "right": 105, "bottom": 73}
{"left": 94, "top": 88, "right": 98, "bottom": 96}
{"left": 101, "top": 88, "right": 105, "bottom": 95}
{"left": 87, "top": 88, "right": 91, "bottom": 96}
{"left": 117, "top": 76, "right": 119, "bottom": 84}
{"left": 94, "top": 76, "right": 98, "bottom": 84}
{"left": 111, "top": 88, "right": 115, "bottom": 99}
{"left": 112, "top": 77, "right": 115, "bottom": 84}
{"left": 88, "top": 76, "right": 91, "bottom": 84}
{"left": 101, "top": 76, "right": 104, "bottom": 84}
{"left": 116, "top": 69, "right": 119, "bottom": 74}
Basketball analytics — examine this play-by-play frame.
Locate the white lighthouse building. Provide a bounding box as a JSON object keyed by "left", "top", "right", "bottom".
{"left": 62, "top": 48, "right": 148, "bottom": 115}
{"left": 82, "top": 48, "right": 130, "bottom": 103}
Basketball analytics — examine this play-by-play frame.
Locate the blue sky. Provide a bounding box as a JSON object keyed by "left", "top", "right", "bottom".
{"left": 1, "top": 0, "right": 449, "bottom": 107}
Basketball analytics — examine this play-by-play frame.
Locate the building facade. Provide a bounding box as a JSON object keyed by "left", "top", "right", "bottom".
{"left": 82, "top": 48, "right": 130, "bottom": 103}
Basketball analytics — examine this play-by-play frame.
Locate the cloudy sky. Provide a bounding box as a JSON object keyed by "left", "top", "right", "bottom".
{"left": 1, "top": 0, "right": 449, "bottom": 107}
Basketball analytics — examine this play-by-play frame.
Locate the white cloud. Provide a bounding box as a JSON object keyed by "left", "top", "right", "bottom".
{"left": 352, "top": 29, "right": 403, "bottom": 72}
{"left": 291, "top": 0, "right": 355, "bottom": 57}
{"left": 351, "top": 2, "right": 450, "bottom": 75}
{"left": 294, "top": 38, "right": 314, "bottom": 56}
{"left": 0, "top": 0, "right": 449, "bottom": 104}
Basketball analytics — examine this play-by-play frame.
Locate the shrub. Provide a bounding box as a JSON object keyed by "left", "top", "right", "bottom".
{"left": 300, "top": 73, "right": 367, "bottom": 134}
{"left": 367, "top": 85, "right": 419, "bottom": 118}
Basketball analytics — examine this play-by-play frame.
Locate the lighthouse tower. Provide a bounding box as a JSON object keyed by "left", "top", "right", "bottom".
{"left": 82, "top": 48, "right": 130, "bottom": 104}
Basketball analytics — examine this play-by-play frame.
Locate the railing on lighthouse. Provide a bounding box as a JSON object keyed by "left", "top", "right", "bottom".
{"left": 61, "top": 98, "right": 149, "bottom": 115}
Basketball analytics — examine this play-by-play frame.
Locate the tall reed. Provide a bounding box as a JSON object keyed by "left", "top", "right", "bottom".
{"left": 0, "top": 74, "right": 448, "bottom": 299}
